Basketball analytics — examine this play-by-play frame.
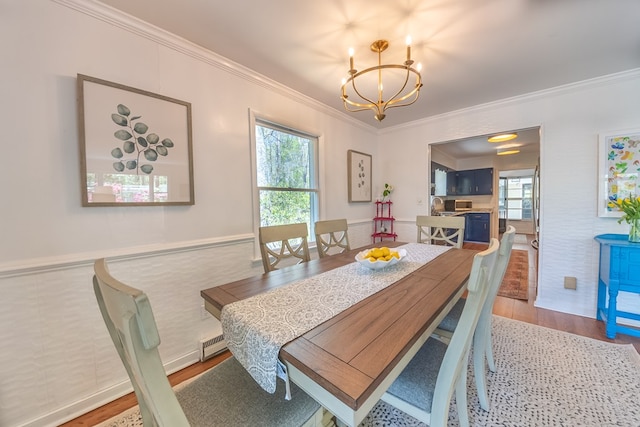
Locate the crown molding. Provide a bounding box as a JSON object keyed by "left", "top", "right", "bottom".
{"left": 383, "top": 68, "right": 640, "bottom": 134}
{"left": 51, "top": 0, "right": 375, "bottom": 133}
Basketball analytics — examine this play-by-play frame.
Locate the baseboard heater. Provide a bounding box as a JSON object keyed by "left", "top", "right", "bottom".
{"left": 199, "top": 334, "right": 227, "bottom": 362}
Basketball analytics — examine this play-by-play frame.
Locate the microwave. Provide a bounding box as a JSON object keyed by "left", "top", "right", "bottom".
{"left": 444, "top": 199, "right": 473, "bottom": 212}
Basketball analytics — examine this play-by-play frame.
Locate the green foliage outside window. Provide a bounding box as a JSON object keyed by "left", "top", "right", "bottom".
{"left": 255, "top": 122, "right": 318, "bottom": 234}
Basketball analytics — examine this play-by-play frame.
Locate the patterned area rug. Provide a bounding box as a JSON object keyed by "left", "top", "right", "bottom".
{"left": 496, "top": 249, "right": 528, "bottom": 300}
{"left": 98, "top": 316, "right": 640, "bottom": 426}
{"left": 361, "top": 316, "right": 640, "bottom": 426}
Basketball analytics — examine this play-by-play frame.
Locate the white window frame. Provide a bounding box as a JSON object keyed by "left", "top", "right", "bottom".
{"left": 500, "top": 176, "right": 533, "bottom": 221}
{"left": 249, "top": 110, "right": 321, "bottom": 258}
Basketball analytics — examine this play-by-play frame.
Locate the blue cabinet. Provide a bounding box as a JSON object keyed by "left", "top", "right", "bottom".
{"left": 474, "top": 168, "right": 494, "bottom": 195}
{"left": 594, "top": 234, "right": 640, "bottom": 339}
{"left": 449, "top": 168, "right": 493, "bottom": 196}
{"left": 464, "top": 213, "right": 490, "bottom": 243}
{"left": 455, "top": 170, "right": 475, "bottom": 195}
{"left": 446, "top": 171, "right": 458, "bottom": 196}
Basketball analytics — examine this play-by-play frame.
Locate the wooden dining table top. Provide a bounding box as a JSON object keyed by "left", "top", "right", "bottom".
{"left": 200, "top": 242, "right": 478, "bottom": 424}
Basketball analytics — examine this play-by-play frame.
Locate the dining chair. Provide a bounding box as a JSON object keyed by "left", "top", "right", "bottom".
{"left": 314, "top": 219, "right": 351, "bottom": 258}
{"left": 416, "top": 215, "right": 466, "bottom": 248}
{"left": 92, "top": 258, "right": 322, "bottom": 427}
{"left": 259, "top": 223, "right": 311, "bottom": 273}
{"left": 433, "top": 225, "right": 516, "bottom": 411}
{"left": 380, "top": 237, "right": 500, "bottom": 427}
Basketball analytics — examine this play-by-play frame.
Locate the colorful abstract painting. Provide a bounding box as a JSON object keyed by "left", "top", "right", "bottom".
{"left": 599, "top": 129, "right": 640, "bottom": 217}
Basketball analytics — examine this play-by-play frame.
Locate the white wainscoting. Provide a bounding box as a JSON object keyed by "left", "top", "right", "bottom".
{"left": 1, "top": 236, "right": 261, "bottom": 427}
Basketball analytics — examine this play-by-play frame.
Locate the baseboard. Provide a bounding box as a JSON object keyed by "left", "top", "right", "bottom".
{"left": 17, "top": 351, "right": 200, "bottom": 427}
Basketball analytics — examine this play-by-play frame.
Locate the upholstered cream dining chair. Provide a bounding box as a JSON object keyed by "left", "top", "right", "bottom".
{"left": 433, "top": 225, "right": 516, "bottom": 411}
{"left": 416, "top": 215, "right": 466, "bottom": 248}
{"left": 92, "top": 258, "right": 322, "bottom": 427}
{"left": 314, "top": 219, "right": 351, "bottom": 258}
{"left": 380, "top": 238, "right": 500, "bottom": 427}
{"left": 259, "top": 223, "right": 311, "bottom": 273}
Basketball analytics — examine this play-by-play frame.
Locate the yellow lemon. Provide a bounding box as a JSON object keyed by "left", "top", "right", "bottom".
{"left": 381, "top": 247, "right": 390, "bottom": 256}
{"left": 371, "top": 248, "right": 384, "bottom": 259}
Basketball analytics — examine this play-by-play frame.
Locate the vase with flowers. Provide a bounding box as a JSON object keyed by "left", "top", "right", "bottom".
{"left": 613, "top": 195, "right": 640, "bottom": 243}
{"left": 382, "top": 183, "right": 393, "bottom": 202}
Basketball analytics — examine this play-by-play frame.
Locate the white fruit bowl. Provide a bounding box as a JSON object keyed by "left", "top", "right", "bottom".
{"left": 355, "top": 248, "right": 407, "bottom": 270}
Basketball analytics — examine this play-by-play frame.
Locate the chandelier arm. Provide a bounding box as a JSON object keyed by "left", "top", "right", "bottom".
{"left": 384, "top": 72, "right": 422, "bottom": 109}
{"left": 380, "top": 66, "right": 413, "bottom": 113}
{"left": 340, "top": 38, "right": 423, "bottom": 121}
{"left": 343, "top": 71, "right": 382, "bottom": 113}
{"left": 342, "top": 64, "right": 418, "bottom": 111}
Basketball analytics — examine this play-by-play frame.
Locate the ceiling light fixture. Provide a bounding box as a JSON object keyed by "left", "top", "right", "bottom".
{"left": 497, "top": 148, "right": 520, "bottom": 156}
{"left": 488, "top": 133, "right": 518, "bottom": 143}
{"left": 341, "top": 37, "right": 423, "bottom": 121}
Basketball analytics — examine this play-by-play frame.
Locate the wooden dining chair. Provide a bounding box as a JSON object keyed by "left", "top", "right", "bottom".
{"left": 92, "top": 258, "right": 322, "bottom": 427}
{"left": 314, "top": 219, "right": 351, "bottom": 258}
{"left": 416, "top": 215, "right": 466, "bottom": 248}
{"left": 432, "top": 225, "right": 516, "bottom": 411}
{"left": 380, "top": 238, "right": 500, "bottom": 427}
{"left": 259, "top": 223, "right": 311, "bottom": 273}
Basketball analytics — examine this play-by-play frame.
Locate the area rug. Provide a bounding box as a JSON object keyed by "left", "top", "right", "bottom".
{"left": 361, "top": 315, "right": 640, "bottom": 426}
{"left": 98, "top": 316, "right": 640, "bottom": 427}
{"left": 497, "top": 249, "right": 528, "bottom": 300}
{"left": 513, "top": 234, "right": 528, "bottom": 244}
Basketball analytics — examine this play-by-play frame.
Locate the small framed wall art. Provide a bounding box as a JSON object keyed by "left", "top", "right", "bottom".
{"left": 347, "top": 150, "right": 372, "bottom": 202}
{"left": 77, "top": 74, "right": 194, "bottom": 206}
{"left": 598, "top": 127, "right": 640, "bottom": 217}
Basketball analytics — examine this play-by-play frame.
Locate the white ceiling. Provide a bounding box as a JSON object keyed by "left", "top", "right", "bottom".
{"left": 96, "top": 0, "right": 640, "bottom": 131}
{"left": 92, "top": 1, "right": 639, "bottom": 155}
{"left": 432, "top": 127, "right": 540, "bottom": 159}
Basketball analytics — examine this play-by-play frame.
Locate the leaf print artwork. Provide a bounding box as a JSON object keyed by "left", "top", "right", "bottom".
{"left": 110, "top": 104, "right": 174, "bottom": 175}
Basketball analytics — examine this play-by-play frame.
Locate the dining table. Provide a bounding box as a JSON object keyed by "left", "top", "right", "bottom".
{"left": 201, "top": 241, "right": 478, "bottom": 427}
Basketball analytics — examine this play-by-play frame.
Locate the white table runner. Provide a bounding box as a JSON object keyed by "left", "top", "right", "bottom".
{"left": 221, "top": 243, "right": 451, "bottom": 393}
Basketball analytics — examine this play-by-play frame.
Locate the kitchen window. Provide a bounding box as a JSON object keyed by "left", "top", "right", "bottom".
{"left": 251, "top": 116, "right": 319, "bottom": 241}
{"left": 499, "top": 176, "right": 533, "bottom": 220}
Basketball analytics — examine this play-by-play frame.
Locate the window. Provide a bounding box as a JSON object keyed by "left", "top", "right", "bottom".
{"left": 499, "top": 176, "right": 533, "bottom": 220}
{"left": 253, "top": 117, "right": 319, "bottom": 241}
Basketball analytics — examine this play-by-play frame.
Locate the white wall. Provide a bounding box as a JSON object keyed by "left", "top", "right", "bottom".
{"left": 377, "top": 70, "right": 640, "bottom": 321}
{"left": 0, "top": 2, "right": 378, "bottom": 426}
{"left": 3, "top": 1, "right": 640, "bottom": 426}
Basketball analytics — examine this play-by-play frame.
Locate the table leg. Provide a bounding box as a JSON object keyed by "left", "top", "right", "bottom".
{"left": 606, "top": 286, "right": 619, "bottom": 339}
{"left": 596, "top": 279, "right": 606, "bottom": 321}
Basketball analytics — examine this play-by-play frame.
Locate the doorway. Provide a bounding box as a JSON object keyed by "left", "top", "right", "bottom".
{"left": 499, "top": 172, "right": 535, "bottom": 235}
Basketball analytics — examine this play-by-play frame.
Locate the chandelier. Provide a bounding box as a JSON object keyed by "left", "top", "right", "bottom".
{"left": 341, "top": 37, "right": 423, "bottom": 121}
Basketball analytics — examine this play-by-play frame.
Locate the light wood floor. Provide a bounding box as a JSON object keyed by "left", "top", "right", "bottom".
{"left": 63, "top": 235, "right": 640, "bottom": 426}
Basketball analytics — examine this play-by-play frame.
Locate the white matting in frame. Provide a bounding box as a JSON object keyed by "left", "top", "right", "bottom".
{"left": 598, "top": 128, "right": 640, "bottom": 218}
{"left": 78, "top": 74, "right": 194, "bottom": 206}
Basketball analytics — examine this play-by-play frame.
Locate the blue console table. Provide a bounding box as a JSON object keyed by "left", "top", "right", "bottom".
{"left": 594, "top": 234, "right": 640, "bottom": 339}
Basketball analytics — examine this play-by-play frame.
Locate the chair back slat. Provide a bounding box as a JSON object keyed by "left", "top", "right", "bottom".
{"left": 315, "top": 219, "right": 351, "bottom": 258}
{"left": 416, "top": 215, "right": 466, "bottom": 248}
{"left": 430, "top": 237, "right": 499, "bottom": 424}
{"left": 259, "top": 223, "right": 311, "bottom": 273}
{"left": 93, "top": 259, "right": 190, "bottom": 426}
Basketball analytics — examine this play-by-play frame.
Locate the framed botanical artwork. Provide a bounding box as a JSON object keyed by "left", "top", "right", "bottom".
{"left": 77, "top": 74, "right": 194, "bottom": 206}
{"left": 347, "top": 150, "right": 372, "bottom": 202}
{"left": 598, "top": 128, "right": 640, "bottom": 217}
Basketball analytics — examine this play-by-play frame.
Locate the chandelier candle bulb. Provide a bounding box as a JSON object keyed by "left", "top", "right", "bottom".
{"left": 349, "top": 47, "right": 354, "bottom": 71}
{"left": 406, "top": 35, "right": 412, "bottom": 61}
